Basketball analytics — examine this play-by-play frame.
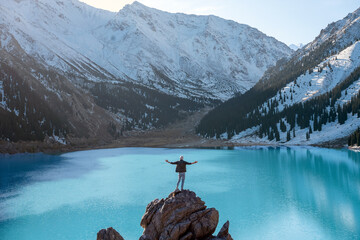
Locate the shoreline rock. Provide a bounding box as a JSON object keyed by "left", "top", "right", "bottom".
{"left": 97, "top": 227, "right": 124, "bottom": 240}
{"left": 97, "top": 190, "right": 233, "bottom": 240}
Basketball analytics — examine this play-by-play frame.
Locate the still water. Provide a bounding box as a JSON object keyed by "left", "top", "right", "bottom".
{"left": 0, "top": 147, "right": 360, "bottom": 240}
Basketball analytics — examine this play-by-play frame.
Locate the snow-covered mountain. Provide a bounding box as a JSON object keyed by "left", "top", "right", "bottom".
{"left": 259, "top": 42, "right": 360, "bottom": 113}
{"left": 231, "top": 40, "right": 360, "bottom": 145}
{"left": 288, "top": 43, "right": 304, "bottom": 51}
{"left": 301, "top": 8, "right": 360, "bottom": 55}
{"left": 197, "top": 7, "right": 360, "bottom": 145}
{"left": 0, "top": 0, "right": 292, "bottom": 101}
{"left": 0, "top": 0, "right": 293, "bottom": 143}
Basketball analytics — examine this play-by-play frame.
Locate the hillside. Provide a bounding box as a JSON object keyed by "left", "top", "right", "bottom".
{"left": 232, "top": 41, "right": 360, "bottom": 145}
{"left": 197, "top": 7, "right": 360, "bottom": 145}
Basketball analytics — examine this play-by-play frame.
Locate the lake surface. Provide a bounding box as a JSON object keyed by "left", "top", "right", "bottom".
{"left": 0, "top": 147, "right": 360, "bottom": 240}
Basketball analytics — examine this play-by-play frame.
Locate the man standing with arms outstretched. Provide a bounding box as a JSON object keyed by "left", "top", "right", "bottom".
{"left": 165, "top": 156, "right": 198, "bottom": 191}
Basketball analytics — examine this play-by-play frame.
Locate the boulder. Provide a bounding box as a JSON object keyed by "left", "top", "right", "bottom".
{"left": 97, "top": 190, "right": 233, "bottom": 240}
{"left": 97, "top": 227, "right": 124, "bottom": 240}
{"left": 139, "top": 190, "right": 231, "bottom": 240}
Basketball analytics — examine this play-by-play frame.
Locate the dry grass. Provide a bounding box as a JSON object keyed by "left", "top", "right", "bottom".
{"left": 107, "top": 108, "right": 229, "bottom": 148}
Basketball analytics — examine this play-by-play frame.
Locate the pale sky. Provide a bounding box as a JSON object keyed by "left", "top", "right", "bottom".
{"left": 80, "top": 0, "right": 359, "bottom": 45}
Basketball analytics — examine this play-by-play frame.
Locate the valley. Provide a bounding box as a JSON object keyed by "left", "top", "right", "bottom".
{"left": 0, "top": 0, "right": 359, "bottom": 152}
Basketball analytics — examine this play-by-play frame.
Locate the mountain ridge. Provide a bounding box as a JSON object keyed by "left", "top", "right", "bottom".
{"left": 1, "top": 0, "right": 293, "bottom": 100}
{"left": 0, "top": 0, "right": 292, "bottom": 145}
{"left": 196, "top": 6, "right": 360, "bottom": 145}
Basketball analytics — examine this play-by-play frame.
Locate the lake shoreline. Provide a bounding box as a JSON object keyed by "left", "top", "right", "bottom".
{"left": 0, "top": 109, "right": 351, "bottom": 155}
{"left": 0, "top": 136, "right": 349, "bottom": 155}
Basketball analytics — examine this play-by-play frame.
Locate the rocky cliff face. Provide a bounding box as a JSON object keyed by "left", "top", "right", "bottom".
{"left": 97, "top": 190, "right": 233, "bottom": 240}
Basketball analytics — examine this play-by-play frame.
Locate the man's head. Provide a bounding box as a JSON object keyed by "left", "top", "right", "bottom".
{"left": 180, "top": 155, "right": 184, "bottom": 160}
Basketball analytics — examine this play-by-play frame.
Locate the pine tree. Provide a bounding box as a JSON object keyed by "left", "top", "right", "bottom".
{"left": 348, "top": 127, "right": 360, "bottom": 146}
{"left": 306, "top": 132, "right": 310, "bottom": 140}
{"left": 268, "top": 129, "right": 275, "bottom": 141}
{"left": 337, "top": 105, "right": 343, "bottom": 124}
{"left": 287, "top": 130, "right": 291, "bottom": 141}
{"left": 196, "top": 56, "right": 360, "bottom": 139}
{"left": 275, "top": 129, "right": 280, "bottom": 141}
{"left": 259, "top": 129, "right": 263, "bottom": 138}
{"left": 313, "top": 116, "right": 318, "bottom": 131}
{"left": 280, "top": 120, "right": 287, "bottom": 132}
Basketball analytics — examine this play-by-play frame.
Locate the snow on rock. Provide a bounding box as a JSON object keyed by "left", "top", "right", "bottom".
{"left": 301, "top": 7, "right": 360, "bottom": 54}
{"left": 289, "top": 43, "right": 304, "bottom": 51}
{"left": 231, "top": 41, "right": 360, "bottom": 145}
{"left": 231, "top": 113, "right": 360, "bottom": 146}
{"left": 259, "top": 41, "right": 360, "bottom": 113}
{"left": 49, "top": 135, "right": 67, "bottom": 145}
{"left": 0, "top": 0, "right": 293, "bottom": 101}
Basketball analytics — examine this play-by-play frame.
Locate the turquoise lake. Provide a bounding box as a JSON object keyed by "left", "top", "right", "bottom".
{"left": 0, "top": 147, "right": 360, "bottom": 240}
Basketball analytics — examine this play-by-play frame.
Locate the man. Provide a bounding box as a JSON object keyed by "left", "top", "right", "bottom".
{"left": 165, "top": 155, "right": 198, "bottom": 191}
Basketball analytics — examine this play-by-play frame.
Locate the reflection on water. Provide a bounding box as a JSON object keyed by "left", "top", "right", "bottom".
{"left": 0, "top": 147, "right": 359, "bottom": 240}
{"left": 0, "top": 153, "right": 63, "bottom": 190}
{"left": 272, "top": 148, "right": 359, "bottom": 237}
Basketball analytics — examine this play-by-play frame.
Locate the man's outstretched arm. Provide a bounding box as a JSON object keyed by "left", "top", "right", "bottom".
{"left": 190, "top": 161, "right": 198, "bottom": 165}
{"left": 165, "top": 160, "right": 177, "bottom": 164}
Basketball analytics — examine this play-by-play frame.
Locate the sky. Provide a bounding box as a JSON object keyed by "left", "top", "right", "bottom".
{"left": 80, "top": 0, "right": 360, "bottom": 45}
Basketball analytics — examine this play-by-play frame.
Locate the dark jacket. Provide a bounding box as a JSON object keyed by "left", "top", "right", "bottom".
{"left": 170, "top": 160, "right": 191, "bottom": 172}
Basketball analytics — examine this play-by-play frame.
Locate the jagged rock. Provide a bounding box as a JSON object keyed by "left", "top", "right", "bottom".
{"left": 97, "top": 227, "right": 124, "bottom": 240}
{"left": 139, "top": 190, "right": 231, "bottom": 240}
{"left": 96, "top": 190, "right": 233, "bottom": 240}
{"left": 216, "top": 221, "right": 233, "bottom": 240}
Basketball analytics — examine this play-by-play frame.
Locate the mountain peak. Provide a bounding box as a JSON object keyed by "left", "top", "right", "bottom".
{"left": 346, "top": 6, "right": 360, "bottom": 19}
{"left": 131, "top": 1, "right": 145, "bottom": 7}
{"left": 289, "top": 43, "right": 304, "bottom": 51}
{"left": 122, "top": 1, "right": 149, "bottom": 11}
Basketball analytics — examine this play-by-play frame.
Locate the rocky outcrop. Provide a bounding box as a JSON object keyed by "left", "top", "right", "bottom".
{"left": 215, "top": 221, "right": 232, "bottom": 240}
{"left": 97, "top": 190, "right": 233, "bottom": 240}
{"left": 97, "top": 227, "right": 124, "bottom": 240}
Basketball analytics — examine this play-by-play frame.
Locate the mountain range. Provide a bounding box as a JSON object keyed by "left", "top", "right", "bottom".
{"left": 2, "top": 0, "right": 359, "bottom": 148}
{"left": 0, "top": 0, "right": 292, "bottom": 145}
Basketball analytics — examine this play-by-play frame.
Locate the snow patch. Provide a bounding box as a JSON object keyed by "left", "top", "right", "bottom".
{"left": 50, "top": 135, "right": 66, "bottom": 145}
{"left": 231, "top": 41, "right": 360, "bottom": 145}
{"left": 0, "top": 0, "right": 292, "bottom": 101}
{"left": 258, "top": 41, "right": 360, "bottom": 114}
